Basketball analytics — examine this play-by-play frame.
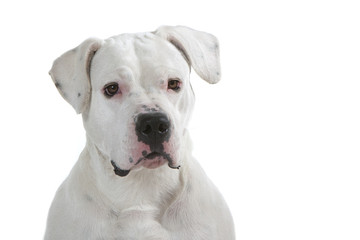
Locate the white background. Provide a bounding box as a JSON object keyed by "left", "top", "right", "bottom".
{"left": 0, "top": 0, "right": 359, "bottom": 239}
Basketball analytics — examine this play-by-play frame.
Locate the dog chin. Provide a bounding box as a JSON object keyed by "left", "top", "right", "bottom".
{"left": 141, "top": 156, "right": 167, "bottom": 169}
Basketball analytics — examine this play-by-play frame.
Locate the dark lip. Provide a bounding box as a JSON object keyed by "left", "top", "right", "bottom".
{"left": 110, "top": 160, "right": 130, "bottom": 177}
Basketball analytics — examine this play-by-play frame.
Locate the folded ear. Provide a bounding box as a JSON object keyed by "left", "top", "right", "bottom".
{"left": 155, "top": 25, "right": 221, "bottom": 84}
{"left": 49, "top": 38, "right": 103, "bottom": 114}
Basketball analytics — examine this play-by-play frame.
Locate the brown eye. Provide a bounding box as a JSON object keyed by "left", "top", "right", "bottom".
{"left": 104, "top": 83, "right": 119, "bottom": 97}
{"left": 168, "top": 79, "right": 181, "bottom": 91}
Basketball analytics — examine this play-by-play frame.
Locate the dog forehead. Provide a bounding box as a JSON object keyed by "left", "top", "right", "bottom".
{"left": 90, "top": 32, "right": 188, "bottom": 85}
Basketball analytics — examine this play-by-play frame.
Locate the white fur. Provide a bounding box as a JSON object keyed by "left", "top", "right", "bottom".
{"left": 45, "top": 26, "right": 235, "bottom": 240}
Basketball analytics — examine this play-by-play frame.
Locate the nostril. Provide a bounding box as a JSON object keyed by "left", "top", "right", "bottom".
{"left": 142, "top": 124, "right": 152, "bottom": 135}
{"left": 158, "top": 123, "right": 169, "bottom": 134}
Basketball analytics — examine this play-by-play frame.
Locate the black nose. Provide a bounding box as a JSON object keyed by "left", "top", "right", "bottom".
{"left": 135, "top": 112, "right": 171, "bottom": 150}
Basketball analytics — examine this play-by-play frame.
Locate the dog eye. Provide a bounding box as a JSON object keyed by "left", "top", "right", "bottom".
{"left": 168, "top": 79, "right": 181, "bottom": 92}
{"left": 104, "top": 83, "right": 120, "bottom": 97}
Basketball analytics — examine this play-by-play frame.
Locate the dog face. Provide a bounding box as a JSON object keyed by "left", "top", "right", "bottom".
{"left": 49, "top": 26, "right": 220, "bottom": 177}
{"left": 84, "top": 33, "right": 192, "bottom": 174}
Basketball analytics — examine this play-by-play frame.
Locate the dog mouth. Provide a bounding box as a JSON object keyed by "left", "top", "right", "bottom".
{"left": 144, "top": 151, "right": 162, "bottom": 159}
{"left": 111, "top": 151, "right": 180, "bottom": 177}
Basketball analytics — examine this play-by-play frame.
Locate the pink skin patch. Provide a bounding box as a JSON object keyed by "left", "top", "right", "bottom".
{"left": 142, "top": 157, "right": 167, "bottom": 169}
{"left": 131, "top": 139, "right": 178, "bottom": 170}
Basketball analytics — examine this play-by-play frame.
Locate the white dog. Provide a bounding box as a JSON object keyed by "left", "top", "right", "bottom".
{"left": 45, "top": 26, "right": 235, "bottom": 240}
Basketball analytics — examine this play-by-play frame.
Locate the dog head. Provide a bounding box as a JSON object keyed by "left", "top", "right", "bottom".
{"left": 49, "top": 26, "right": 220, "bottom": 177}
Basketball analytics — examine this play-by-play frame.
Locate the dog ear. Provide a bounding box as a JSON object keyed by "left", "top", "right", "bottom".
{"left": 49, "top": 38, "right": 103, "bottom": 114}
{"left": 155, "top": 26, "right": 221, "bottom": 84}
